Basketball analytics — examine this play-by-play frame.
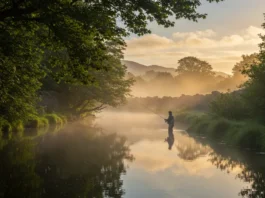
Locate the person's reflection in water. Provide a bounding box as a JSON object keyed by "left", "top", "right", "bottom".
{"left": 165, "top": 134, "right": 175, "bottom": 150}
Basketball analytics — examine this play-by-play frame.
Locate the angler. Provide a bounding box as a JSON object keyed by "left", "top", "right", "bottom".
{"left": 165, "top": 111, "right": 174, "bottom": 137}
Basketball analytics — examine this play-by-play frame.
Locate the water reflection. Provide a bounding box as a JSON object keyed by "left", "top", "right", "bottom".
{"left": 207, "top": 143, "right": 265, "bottom": 198}
{"left": 165, "top": 134, "right": 174, "bottom": 150}
{"left": 176, "top": 135, "right": 211, "bottom": 161}
{"left": 0, "top": 123, "right": 133, "bottom": 198}
{"left": 1, "top": 111, "right": 265, "bottom": 198}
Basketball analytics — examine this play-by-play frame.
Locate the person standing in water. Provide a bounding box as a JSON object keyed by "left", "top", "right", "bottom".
{"left": 165, "top": 111, "right": 174, "bottom": 137}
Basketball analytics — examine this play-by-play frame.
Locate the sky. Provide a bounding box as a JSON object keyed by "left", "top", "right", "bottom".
{"left": 123, "top": 0, "right": 265, "bottom": 74}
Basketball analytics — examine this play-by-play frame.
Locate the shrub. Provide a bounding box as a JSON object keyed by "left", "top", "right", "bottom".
{"left": 11, "top": 120, "right": 24, "bottom": 132}
{"left": 188, "top": 117, "right": 210, "bottom": 135}
{"left": 24, "top": 116, "right": 49, "bottom": 128}
{"left": 206, "top": 118, "right": 232, "bottom": 139}
{"left": 210, "top": 92, "right": 249, "bottom": 120}
{"left": 234, "top": 123, "right": 265, "bottom": 151}
{"left": 44, "top": 114, "right": 63, "bottom": 125}
{"left": 39, "top": 117, "right": 49, "bottom": 128}
{"left": 24, "top": 117, "right": 40, "bottom": 128}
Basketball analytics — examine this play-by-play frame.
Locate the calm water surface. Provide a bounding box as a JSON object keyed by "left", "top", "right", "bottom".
{"left": 0, "top": 111, "right": 264, "bottom": 198}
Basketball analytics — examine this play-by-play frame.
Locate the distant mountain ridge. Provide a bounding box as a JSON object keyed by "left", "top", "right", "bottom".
{"left": 122, "top": 60, "right": 230, "bottom": 78}
{"left": 122, "top": 60, "right": 175, "bottom": 76}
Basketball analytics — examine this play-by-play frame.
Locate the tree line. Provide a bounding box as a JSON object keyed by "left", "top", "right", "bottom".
{"left": 0, "top": 0, "right": 223, "bottom": 129}
{"left": 128, "top": 54, "right": 259, "bottom": 97}
{"left": 210, "top": 16, "right": 265, "bottom": 122}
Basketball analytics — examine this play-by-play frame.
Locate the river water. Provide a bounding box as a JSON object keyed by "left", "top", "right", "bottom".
{"left": 0, "top": 111, "right": 265, "bottom": 198}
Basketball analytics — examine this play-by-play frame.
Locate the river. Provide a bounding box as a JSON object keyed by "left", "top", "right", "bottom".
{"left": 0, "top": 111, "right": 264, "bottom": 198}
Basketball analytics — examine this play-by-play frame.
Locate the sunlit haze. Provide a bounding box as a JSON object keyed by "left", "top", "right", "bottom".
{"left": 124, "top": 0, "right": 265, "bottom": 74}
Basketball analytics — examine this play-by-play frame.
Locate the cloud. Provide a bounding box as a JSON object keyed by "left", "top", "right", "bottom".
{"left": 124, "top": 26, "right": 264, "bottom": 73}
{"left": 173, "top": 29, "right": 216, "bottom": 39}
{"left": 126, "top": 34, "right": 174, "bottom": 49}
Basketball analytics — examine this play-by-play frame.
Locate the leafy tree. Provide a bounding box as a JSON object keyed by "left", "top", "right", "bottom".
{"left": 40, "top": 57, "right": 133, "bottom": 118}
{"left": 210, "top": 91, "right": 249, "bottom": 120}
{"left": 0, "top": 0, "right": 224, "bottom": 121}
{"left": 176, "top": 56, "right": 214, "bottom": 76}
{"left": 233, "top": 54, "right": 260, "bottom": 76}
{"left": 143, "top": 70, "right": 157, "bottom": 81}
{"left": 241, "top": 15, "right": 265, "bottom": 120}
{"left": 232, "top": 53, "right": 260, "bottom": 84}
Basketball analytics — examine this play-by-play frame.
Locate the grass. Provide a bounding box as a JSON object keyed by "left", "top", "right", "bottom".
{"left": 24, "top": 116, "right": 49, "bottom": 128}
{"left": 0, "top": 113, "right": 67, "bottom": 141}
{"left": 44, "top": 114, "right": 63, "bottom": 125}
{"left": 12, "top": 120, "right": 24, "bottom": 132}
{"left": 176, "top": 111, "right": 265, "bottom": 152}
{"left": 25, "top": 113, "right": 65, "bottom": 128}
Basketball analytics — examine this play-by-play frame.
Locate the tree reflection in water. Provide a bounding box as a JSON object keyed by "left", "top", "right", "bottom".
{"left": 0, "top": 124, "right": 134, "bottom": 198}
{"left": 175, "top": 135, "right": 211, "bottom": 161}
{"left": 176, "top": 134, "right": 265, "bottom": 198}
{"left": 208, "top": 145, "right": 265, "bottom": 198}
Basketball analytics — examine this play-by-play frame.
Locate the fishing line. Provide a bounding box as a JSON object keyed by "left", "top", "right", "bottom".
{"left": 131, "top": 96, "right": 166, "bottom": 120}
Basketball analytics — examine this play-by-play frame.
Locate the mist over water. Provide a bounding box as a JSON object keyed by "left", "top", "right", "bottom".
{"left": 94, "top": 111, "right": 264, "bottom": 198}
{"left": 1, "top": 111, "right": 264, "bottom": 198}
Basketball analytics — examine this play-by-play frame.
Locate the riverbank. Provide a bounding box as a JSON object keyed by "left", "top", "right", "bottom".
{"left": 175, "top": 112, "right": 265, "bottom": 152}
{"left": 0, "top": 114, "right": 67, "bottom": 138}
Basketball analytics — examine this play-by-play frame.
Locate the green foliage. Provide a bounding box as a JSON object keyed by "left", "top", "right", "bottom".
{"left": 233, "top": 123, "right": 265, "bottom": 151}
{"left": 0, "top": 0, "right": 223, "bottom": 122}
{"left": 11, "top": 120, "right": 24, "bottom": 132}
{"left": 239, "top": 15, "right": 265, "bottom": 121}
{"left": 40, "top": 56, "right": 134, "bottom": 118}
{"left": 232, "top": 53, "right": 259, "bottom": 79}
{"left": 44, "top": 114, "right": 63, "bottom": 125}
{"left": 179, "top": 111, "right": 265, "bottom": 151}
{"left": 176, "top": 56, "right": 215, "bottom": 76}
{"left": 25, "top": 116, "right": 49, "bottom": 128}
{"left": 210, "top": 92, "right": 249, "bottom": 120}
{"left": 206, "top": 118, "right": 231, "bottom": 139}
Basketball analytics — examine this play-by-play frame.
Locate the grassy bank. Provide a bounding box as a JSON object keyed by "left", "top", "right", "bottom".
{"left": 0, "top": 114, "right": 67, "bottom": 137}
{"left": 175, "top": 112, "right": 265, "bottom": 152}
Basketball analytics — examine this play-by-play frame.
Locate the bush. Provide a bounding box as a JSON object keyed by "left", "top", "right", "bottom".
{"left": 39, "top": 117, "right": 49, "bottom": 128}
{"left": 188, "top": 117, "right": 210, "bottom": 135}
{"left": 44, "top": 114, "right": 63, "bottom": 125}
{"left": 24, "top": 117, "right": 40, "bottom": 128}
{"left": 25, "top": 116, "right": 49, "bottom": 128}
{"left": 234, "top": 123, "right": 265, "bottom": 151}
{"left": 11, "top": 120, "right": 24, "bottom": 132}
{"left": 210, "top": 92, "right": 249, "bottom": 120}
{"left": 206, "top": 118, "right": 232, "bottom": 139}
{"left": 183, "top": 111, "right": 265, "bottom": 151}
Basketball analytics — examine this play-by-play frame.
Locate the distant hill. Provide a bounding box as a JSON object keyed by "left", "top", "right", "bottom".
{"left": 214, "top": 71, "right": 231, "bottom": 78}
{"left": 122, "top": 60, "right": 230, "bottom": 78}
{"left": 122, "top": 60, "right": 175, "bottom": 76}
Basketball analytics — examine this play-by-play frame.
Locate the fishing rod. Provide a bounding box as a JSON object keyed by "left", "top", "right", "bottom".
{"left": 131, "top": 96, "right": 166, "bottom": 120}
